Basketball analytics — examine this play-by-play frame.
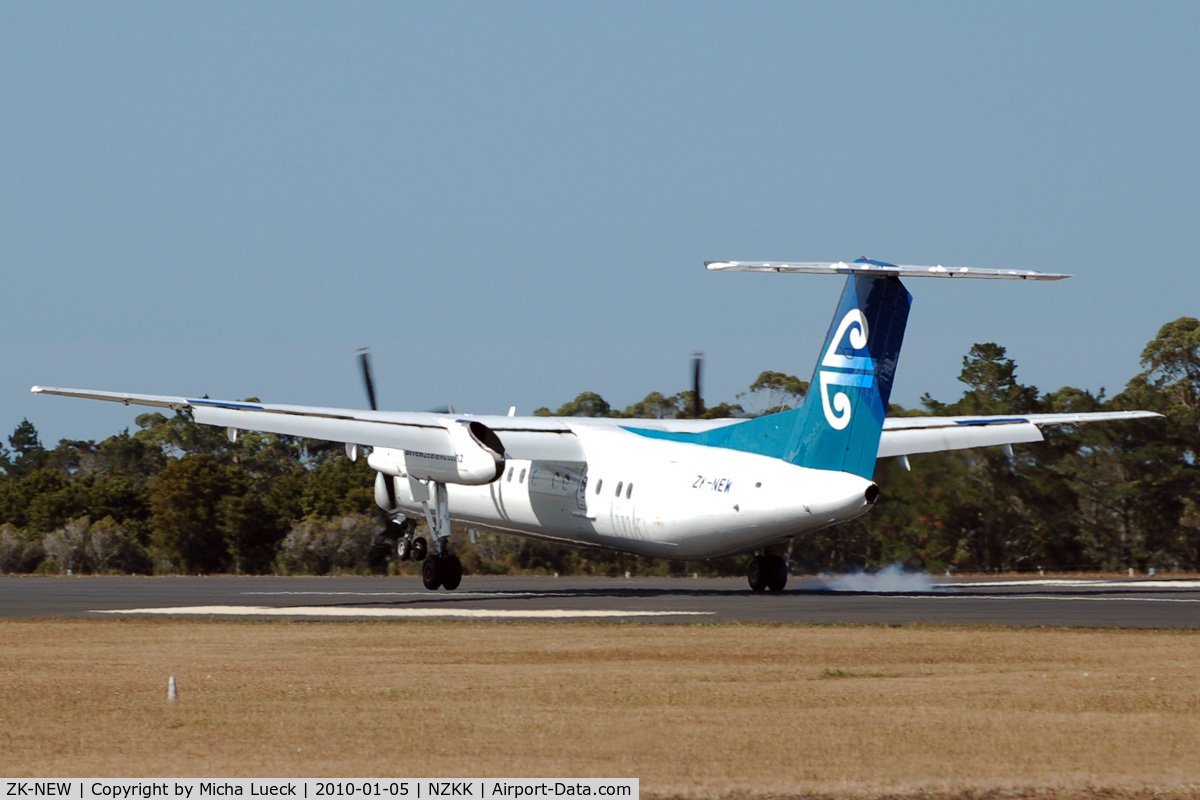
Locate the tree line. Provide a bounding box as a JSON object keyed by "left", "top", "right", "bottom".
{"left": 1, "top": 317, "right": 1197, "bottom": 576}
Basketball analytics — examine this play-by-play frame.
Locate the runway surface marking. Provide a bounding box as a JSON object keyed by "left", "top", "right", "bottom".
{"left": 93, "top": 606, "right": 714, "bottom": 619}
{"left": 243, "top": 581, "right": 1200, "bottom": 597}
{"left": 241, "top": 587, "right": 1200, "bottom": 601}
{"left": 241, "top": 590, "right": 585, "bottom": 598}
{"left": 931, "top": 594, "right": 1200, "bottom": 604}
{"left": 947, "top": 579, "right": 1200, "bottom": 589}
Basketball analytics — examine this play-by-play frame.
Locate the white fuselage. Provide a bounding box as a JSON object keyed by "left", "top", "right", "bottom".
{"left": 380, "top": 423, "right": 877, "bottom": 560}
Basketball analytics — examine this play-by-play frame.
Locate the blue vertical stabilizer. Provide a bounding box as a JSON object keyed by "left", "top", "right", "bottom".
{"left": 785, "top": 274, "right": 911, "bottom": 477}
{"left": 629, "top": 275, "right": 911, "bottom": 479}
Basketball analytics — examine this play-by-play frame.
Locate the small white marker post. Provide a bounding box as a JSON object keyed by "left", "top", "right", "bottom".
{"left": 168, "top": 676, "right": 178, "bottom": 701}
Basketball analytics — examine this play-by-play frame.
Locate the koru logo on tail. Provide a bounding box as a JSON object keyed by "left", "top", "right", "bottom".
{"left": 819, "top": 309, "right": 876, "bottom": 430}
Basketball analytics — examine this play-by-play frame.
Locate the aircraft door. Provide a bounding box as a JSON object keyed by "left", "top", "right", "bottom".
{"left": 576, "top": 472, "right": 588, "bottom": 511}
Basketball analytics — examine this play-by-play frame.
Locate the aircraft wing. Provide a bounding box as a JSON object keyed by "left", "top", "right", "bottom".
{"left": 29, "top": 387, "right": 588, "bottom": 464}
{"left": 877, "top": 411, "right": 1161, "bottom": 458}
{"left": 30, "top": 387, "right": 1161, "bottom": 465}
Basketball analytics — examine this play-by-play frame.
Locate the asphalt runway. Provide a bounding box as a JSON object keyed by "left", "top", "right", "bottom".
{"left": 2, "top": 574, "right": 1199, "bottom": 627}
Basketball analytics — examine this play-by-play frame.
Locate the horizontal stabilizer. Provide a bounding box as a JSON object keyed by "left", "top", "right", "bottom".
{"left": 706, "top": 260, "right": 1071, "bottom": 281}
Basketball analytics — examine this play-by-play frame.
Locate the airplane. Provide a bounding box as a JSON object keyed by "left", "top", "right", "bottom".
{"left": 32, "top": 258, "right": 1161, "bottom": 592}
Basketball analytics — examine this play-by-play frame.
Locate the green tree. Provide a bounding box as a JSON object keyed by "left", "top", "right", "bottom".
{"left": 300, "top": 456, "right": 379, "bottom": 519}
{"left": 44, "top": 439, "right": 99, "bottom": 476}
{"left": 553, "top": 392, "right": 613, "bottom": 417}
{"left": 669, "top": 390, "right": 743, "bottom": 420}
{"left": 697, "top": 401, "right": 744, "bottom": 419}
{"left": 96, "top": 430, "right": 169, "bottom": 479}
{"left": 1109, "top": 317, "right": 1200, "bottom": 569}
{"left": 949, "top": 343, "right": 1041, "bottom": 415}
{"left": 236, "top": 430, "right": 306, "bottom": 483}
{"left": 3, "top": 469, "right": 91, "bottom": 534}
{"left": 150, "top": 455, "right": 246, "bottom": 573}
{"left": 738, "top": 371, "right": 808, "bottom": 416}
{"left": 134, "top": 410, "right": 235, "bottom": 462}
{"left": 1138, "top": 316, "right": 1200, "bottom": 412}
{"left": 621, "top": 391, "right": 680, "bottom": 419}
{"left": 5, "top": 420, "right": 47, "bottom": 478}
{"left": 220, "top": 493, "right": 289, "bottom": 574}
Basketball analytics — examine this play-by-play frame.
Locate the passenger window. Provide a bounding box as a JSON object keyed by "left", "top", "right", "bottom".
{"left": 519, "top": 468, "right": 527, "bottom": 483}
{"left": 615, "top": 481, "right": 623, "bottom": 497}
{"left": 595, "top": 479, "right": 603, "bottom": 495}
{"left": 626, "top": 483, "right": 633, "bottom": 499}
{"left": 507, "top": 467, "right": 514, "bottom": 482}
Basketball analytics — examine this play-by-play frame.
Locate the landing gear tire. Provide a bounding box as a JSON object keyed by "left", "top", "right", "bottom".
{"left": 766, "top": 555, "right": 788, "bottom": 593}
{"left": 441, "top": 555, "right": 463, "bottom": 591}
{"left": 747, "top": 556, "right": 768, "bottom": 593}
{"left": 422, "top": 555, "right": 442, "bottom": 591}
{"left": 411, "top": 536, "right": 428, "bottom": 561}
{"left": 396, "top": 537, "right": 411, "bottom": 561}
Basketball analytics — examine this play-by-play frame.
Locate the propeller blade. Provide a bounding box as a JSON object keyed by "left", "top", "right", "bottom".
{"left": 692, "top": 352, "right": 704, "bottom": 419}
{"left": 358, "top": 347, "right": 378, "bottom": 411}
{"left": 358, "top": 348, "right": 397, "bottom": 509}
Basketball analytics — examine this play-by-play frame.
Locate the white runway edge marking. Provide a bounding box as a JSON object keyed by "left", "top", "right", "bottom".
{"left": 917, "top": 594, "right": 1200, "bottom": 604}
{"left": 93, "top": 606, "right": 714, "bottom": 619}
{"left": 242, "top": 591, "right": 573, "bottom": 599}
{"left": 947, "top": 579, "right": 1200, "bottom": 589}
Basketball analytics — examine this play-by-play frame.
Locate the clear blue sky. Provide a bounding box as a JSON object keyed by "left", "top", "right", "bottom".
{"left": 3, "top": 2, "right": 1197, "bottom": 445}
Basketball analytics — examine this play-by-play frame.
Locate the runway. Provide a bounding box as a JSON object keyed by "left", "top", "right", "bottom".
{"left": 3, "top": 574, "right": 1199, "bottom": 627}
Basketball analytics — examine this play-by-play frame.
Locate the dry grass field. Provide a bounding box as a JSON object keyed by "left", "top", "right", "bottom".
{"left": 1, "top": 619, "right": 1199, "bottom": 799}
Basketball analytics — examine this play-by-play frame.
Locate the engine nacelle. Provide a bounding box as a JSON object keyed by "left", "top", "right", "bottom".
{"left": 367, "top": 420, "right": 505, "bottom": 486}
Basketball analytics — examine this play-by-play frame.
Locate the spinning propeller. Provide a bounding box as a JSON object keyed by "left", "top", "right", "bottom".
{"left": 358, "top": 347, "right": 378, "bottom": 412}
{"left": 358, "top": 347, "right": 396, "bottom": 508}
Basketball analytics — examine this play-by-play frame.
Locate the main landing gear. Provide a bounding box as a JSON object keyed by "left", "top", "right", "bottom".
{"left": 391, "top": 516, "right": 462, "bottom": 591}
{"left": 421, "top": 552, "right": 462, "bottom": 591}
{"left": 747, "top": 552, "right": 788, "bottom": 593}
{"left": 393, "top": 521, "right": 428, "bottom": 563}
{"left": 392, "top": 479, "right": 464, "bottom": 591}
